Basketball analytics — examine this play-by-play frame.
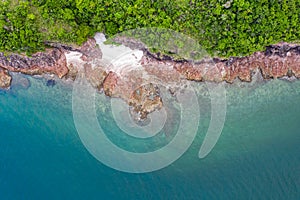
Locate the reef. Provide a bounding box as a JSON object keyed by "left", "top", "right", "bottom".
{"left": 0, "top": 36, "right": 300, "bottom": 119}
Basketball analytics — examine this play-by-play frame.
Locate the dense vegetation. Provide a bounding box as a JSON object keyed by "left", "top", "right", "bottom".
{"left": 0, "top": 0, "right": 299, "bottom": 57}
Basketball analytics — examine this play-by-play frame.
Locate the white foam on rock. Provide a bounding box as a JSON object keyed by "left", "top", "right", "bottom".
{"left": 94, "top": 33, "right": 144, "bottom": 76}
{"left": 65, "top": 51, "right": 85, "bottom": 70}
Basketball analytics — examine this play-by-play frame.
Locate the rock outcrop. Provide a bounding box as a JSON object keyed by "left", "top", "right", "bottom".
{"left": 173, "top": 43, "right": 300, "bottom": 83}
{"left": 0, "top": 49, "right": 68, "bottom": 78}
{"left": 0, "top": 68, "right": 11, "bottom": 89}
{"left": 1, "top": 37, "right": 300, "bottom": 119}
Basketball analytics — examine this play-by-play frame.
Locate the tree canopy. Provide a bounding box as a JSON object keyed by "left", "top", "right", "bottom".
{"left": 0, "top": 0, "right": 299, "bottom": 57}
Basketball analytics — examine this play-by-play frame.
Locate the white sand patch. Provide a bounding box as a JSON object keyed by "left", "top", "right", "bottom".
{"left": 63, "top": 33, "right": 145, "bottom": 76}
{"left": 94, "top": 33, "right": 144, "bottom": 76}
{"left": 65, "top": 51, "right": 85, "bottom": 70}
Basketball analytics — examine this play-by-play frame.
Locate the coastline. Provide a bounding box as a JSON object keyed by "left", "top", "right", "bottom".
{"left": 1, "top": 33, "right": 300, "bottom": 119}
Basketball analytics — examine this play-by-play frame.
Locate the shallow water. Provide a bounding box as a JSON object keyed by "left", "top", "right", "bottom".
{"left": 0, "top": 75, "right": 299, "bottom": 199}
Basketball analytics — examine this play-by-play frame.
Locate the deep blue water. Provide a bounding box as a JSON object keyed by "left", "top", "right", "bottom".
{"left": 0, "top": 75, "right": 299, "bottom": 199}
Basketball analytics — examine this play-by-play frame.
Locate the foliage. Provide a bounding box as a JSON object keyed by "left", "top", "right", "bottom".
{"left": 0, "top": 1, "right": 44, "bottom": 54}
{"left": 108, "top": 28, "right": 208, "bottom": 61}
{"left": 0, "top": 0, "right": 299, "bottom": 57}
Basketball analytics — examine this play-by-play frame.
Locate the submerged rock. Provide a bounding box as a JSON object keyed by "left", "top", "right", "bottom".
{"left": 10, "top": 73, "right": 31, "bottom": 90}
{"left": 46, "top": 79, "right": 56, "bottom": 87}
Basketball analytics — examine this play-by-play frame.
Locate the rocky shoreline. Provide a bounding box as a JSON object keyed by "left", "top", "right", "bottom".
{"left": 0, "top": 35, "right": 299, "bottom": 119}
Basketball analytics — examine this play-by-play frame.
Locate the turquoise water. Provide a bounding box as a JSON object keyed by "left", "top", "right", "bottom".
{"left": 0, "top": 74, "right": 299, "bottom": 199}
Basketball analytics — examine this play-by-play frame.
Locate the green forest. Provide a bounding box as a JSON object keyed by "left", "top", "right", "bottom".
{"left": 0, "top": 0, "right": 299, "bottom": 57}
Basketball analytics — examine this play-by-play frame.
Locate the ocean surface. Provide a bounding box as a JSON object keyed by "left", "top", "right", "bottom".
{"left": 0, "top": 74, "right": 299, "bottom": 200}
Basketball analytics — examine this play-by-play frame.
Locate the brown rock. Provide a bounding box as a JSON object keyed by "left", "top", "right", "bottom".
{"left": 79, "top": 38, "right": 102, "bottom": 62}
{"left": 0, "top": 68, "right": 12, "bottom": 89}
{"left": 103, "top": 71, "right": 119, "bottom": 96}
{"left": 129, "top": 83, "right": 163, "bottom": 119}
{"left": 65, "top": 63, "right": 78, "bottom": 80}
{"left": 172, "top": 43, "right": 300, "bottom": 83}
{"left": 84, "top": 63, "right": 107, "bottom": 89}
{"left": 0, "top": 49, "right": 68, "bottom": 78}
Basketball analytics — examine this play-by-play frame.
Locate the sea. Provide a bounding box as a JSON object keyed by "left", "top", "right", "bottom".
{"left": 0, "top": 73, "right": 299, "bottom": 200}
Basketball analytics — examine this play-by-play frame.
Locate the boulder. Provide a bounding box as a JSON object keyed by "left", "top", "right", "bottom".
{"left": 0, "top": 68, "right": 12, "bottom": 89}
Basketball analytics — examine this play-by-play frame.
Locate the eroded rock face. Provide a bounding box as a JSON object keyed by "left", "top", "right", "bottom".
{"left": 173, "top": 43, "right": 300, "bottom": 83}
{"left": 0, "top": 49, "right": 68, "bottom": 78}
